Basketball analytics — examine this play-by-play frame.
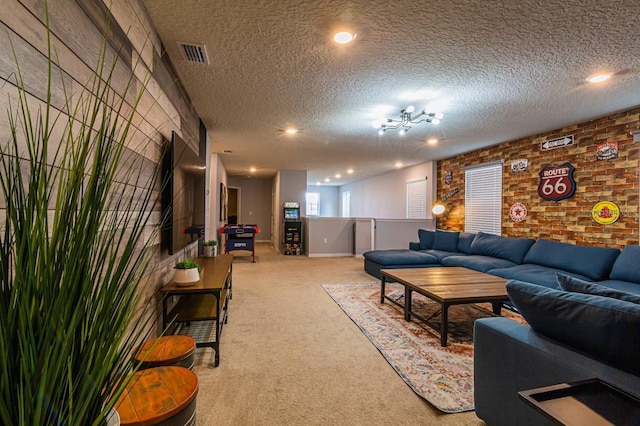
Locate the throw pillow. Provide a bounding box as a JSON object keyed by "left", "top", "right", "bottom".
{"left": 506, "top": 280, "right": 640, "bottom": 375}
{"left": 432, "top": 230, "right": 459, "bottom": 252}
{"left": 609, "top": 245, "right": 640, "bottom": 284}
{"left": 556, "top": 273, "right": 640, "bottom": 304}
{"left": 456, "top": 232, "right": 476, "bottom": 254}
{"left": 418, "top": 229, "right": 435, "bottom": 250}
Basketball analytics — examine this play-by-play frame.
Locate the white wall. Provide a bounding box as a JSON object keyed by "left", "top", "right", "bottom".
{"left": 340, "top": 162, "right": 437, "bottom": 219}
{"left": 306, "top": 185, "right": 339, "bottom": 217}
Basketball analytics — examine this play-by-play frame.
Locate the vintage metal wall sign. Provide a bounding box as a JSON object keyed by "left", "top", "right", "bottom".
{"left": 540, "top": 135, "right": 574, "bottom": 151}
{"left": 596, "top": 141, "right": 619, "bottom": 160}
{"left": 444, "top": 171, "right": 453, "bottom": 185}
{"left": 538, "top": 162, "right": 576, "bottom": 201}
{"left": 441, "top": 187, "right": 459, "bottom": 201}
{"left": 591, "top": 201, "right": 620, "bottom": 225}
{"left": 511, "top": 159, "right": 528, "bottom": 172}
{"left": 509, "top": 203, "right": 528, "bottom": 222}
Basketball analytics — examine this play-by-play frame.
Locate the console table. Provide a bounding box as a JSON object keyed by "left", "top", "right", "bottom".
{"left": 160, "top": 254, "right": 233, "bottom": 367}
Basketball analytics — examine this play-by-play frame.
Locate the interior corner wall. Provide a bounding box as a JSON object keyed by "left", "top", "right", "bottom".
{"left": 436, "top": 106, "right": 640, "bottom": 248}
{"left": 340, "top": 161, "right": 436, "bottom": 219}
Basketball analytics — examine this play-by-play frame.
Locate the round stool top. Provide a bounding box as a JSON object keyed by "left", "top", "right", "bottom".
{"left": 116, "top": 366, "right": 198, "bottom": 425}
{"left": 134, "top": 336, "right": 196, "bottom": 365}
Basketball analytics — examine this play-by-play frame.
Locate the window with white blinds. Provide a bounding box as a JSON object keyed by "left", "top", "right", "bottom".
{"left": 406, "top": 179, "right": 427, "bottom": 219}
{"left": 464, "top": 161, "right": 503, "bottom": 235}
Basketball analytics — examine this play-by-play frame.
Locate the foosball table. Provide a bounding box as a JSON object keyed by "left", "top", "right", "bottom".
{"left": 220, "top": 224, "right": 259, "bottom": 262}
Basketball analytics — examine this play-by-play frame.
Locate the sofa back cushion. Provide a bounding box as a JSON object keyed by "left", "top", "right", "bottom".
{"left": 418, "top": 229, "right": 435, "bottom": 250}
{"left": 456, "top": 232, "right": 476, "bottom": 254}
{"left": 507, "top": 280, "right": 640, "bottom": 375}
{"left": 432, "top": 230, "right": 459, "bottom": 252}
{"left": 556, "top": 273, "right": 640, "bottom": 303}
{"left": 523, "top": 239, "right": 620, "bottom": 281}
{"left": 469, "top": 232, "right": 534, "bottom": 264}
{"left": 609, "top": 245, "right": 640, "bottom": 284}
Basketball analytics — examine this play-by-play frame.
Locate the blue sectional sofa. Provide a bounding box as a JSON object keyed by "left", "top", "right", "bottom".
{"left": 363, "top": 231, "right": 640, "bottom": 423}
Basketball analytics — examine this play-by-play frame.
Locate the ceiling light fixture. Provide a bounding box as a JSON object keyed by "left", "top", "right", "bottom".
{"left": 333, "top": 31, "right": 356, "bottom": 44}
{"left": 377, "top": 106, "right": 443, "bottom": 135}
{"left": 586, "top": 73, "right": 612, "bottom": 83}
{"left": 285, "top": 128, "right": 299, "bottom": 134}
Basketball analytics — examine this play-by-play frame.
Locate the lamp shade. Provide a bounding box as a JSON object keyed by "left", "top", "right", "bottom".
{"left": 432, "top": 204, "right": 445, "bottom": 215}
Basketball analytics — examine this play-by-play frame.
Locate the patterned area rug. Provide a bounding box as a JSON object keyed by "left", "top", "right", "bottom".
{"left": 322, "top": 282, "right": 525, "bottom": 413}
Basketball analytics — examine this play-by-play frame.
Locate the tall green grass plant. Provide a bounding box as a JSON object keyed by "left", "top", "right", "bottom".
{"left": 0, "top": 6, "right": 161, "bottom": 425}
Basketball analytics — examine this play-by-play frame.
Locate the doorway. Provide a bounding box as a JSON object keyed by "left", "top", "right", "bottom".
{"left": 227, "top": 187, "right": 240, "bottom": 224}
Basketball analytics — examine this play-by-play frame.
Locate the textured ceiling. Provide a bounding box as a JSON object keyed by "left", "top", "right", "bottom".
{"left": 141, "top": 0, "right": 640, "bottom": 185}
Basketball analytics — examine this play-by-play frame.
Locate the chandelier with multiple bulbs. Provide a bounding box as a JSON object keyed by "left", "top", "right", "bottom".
{"left": 377, "top": 106, "right": 443, "bottom": 135}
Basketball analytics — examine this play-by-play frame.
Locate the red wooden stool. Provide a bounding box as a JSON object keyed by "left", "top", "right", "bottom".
{"left": 134, "top": 336, "right": 196, "bottom": 370}
{"left": 116, "top": 366, "right": 198, "bottom": 426}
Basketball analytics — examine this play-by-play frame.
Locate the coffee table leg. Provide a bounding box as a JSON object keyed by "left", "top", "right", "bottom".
{"left": 440, "top": 303, "right": 449, "bottom": 347}
{"left": 492, "top": 302, "right": 502, "bottom": 315}
{"left": 380, "top": 276, "right": 386, "bottom": 303}
{"left": 404, "top": 286, "right": 412, "bottom": 321}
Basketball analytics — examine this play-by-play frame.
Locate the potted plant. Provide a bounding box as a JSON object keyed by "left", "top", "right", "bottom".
{"left": 0, "top": 10, "right": 161, "bottom": 426}
{"left": 203, "top": 240, "right": 218, "bottom": 257}
{"left": 174, "top": 259, "right": 202, "bottom": 285}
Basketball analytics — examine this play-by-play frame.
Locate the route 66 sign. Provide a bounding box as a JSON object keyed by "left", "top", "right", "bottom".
{"left": 538, "top": 162, "right": 576, "bottom": 202}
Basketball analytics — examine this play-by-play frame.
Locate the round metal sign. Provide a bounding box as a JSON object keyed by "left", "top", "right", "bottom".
{"left": 509, "top": 203, "right": 528, "bottom": 222}
{"left": 591, "top": 201, "right": 620, "bottom": 225}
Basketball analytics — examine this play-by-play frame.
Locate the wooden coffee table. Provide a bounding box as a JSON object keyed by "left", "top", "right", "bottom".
{"left": 380, "top": 267, "right": 509, "bottom": 346}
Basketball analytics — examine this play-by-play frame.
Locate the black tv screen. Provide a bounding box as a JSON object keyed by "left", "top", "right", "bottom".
{"left": 161, "top": 131, "right": 206, "bottom": 255}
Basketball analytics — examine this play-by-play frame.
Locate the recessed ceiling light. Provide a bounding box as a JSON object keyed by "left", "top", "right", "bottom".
{"left": 586, "top": 73, "right": 612, "bottom": 83}
{"left": 324, "top": 178, "right": 331, "bottom": 183}
{"left": 285, "top": 128, "right": 299, "bottom": 134}
{"left": 249, "top": 167, "right": 256, "bottom": 172}
{"left": 335, "top": 173, "right": 341, "bottom": 179}
{"left": 427, "top": 138, "right": 438, "bottom": 145}
{"left": 347, "top": 169, "right": 354, "bottom": 174}
{"left": 395, "top": 162, "right": 403, "bottom": 168}
{"left": 333, "top": 31, "right": 356, "bottom": 44}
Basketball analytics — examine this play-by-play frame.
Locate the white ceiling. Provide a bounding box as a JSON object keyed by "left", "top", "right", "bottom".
{"left": 141, "top": 0, "right": 640, "bottom": 185}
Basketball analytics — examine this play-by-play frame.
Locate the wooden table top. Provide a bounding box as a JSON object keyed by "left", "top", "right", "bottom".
{"left": 133, "top": 336, "right": 196, "bottom": 364}
{"left": 381, "top": 267, "right": 508, "bottom": 303}
{"left": 161, "top": 254, "right": 232, "bottom": 294}
{"left": 116, "top": 366, "right": 198, "bottom": 425}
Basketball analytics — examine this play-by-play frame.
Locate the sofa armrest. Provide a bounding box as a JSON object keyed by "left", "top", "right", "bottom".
{"left": 409, "top": 241, "right": 420, "bottom": 250}
{"left": 473, "top": 317, "right": 640, "bottom": 426}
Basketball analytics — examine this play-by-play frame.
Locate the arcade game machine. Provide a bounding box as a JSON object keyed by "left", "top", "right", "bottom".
{"left": 282, "top": 202, "right": 302, "bottom": 255}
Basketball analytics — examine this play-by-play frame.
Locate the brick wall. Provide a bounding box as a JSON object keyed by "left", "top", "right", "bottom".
{"left": 436, "top": 107, "right": 640, "bottom": 248}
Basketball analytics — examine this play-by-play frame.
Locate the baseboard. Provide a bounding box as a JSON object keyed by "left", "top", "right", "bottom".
{"left": 307, "top": 253, "right": 354, "bottom": 258}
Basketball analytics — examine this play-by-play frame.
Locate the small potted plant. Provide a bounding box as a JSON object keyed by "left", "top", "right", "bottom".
{"left": 174, "top": 259, "right": 201, "bottom": 286}
{"left": 203, "top": 240, "right": 218, "bottom": 257}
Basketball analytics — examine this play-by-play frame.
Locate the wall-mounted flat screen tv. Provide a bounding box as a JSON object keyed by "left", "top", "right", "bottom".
{"left": 161, "top": 131, "right": 206, "bottom": 255}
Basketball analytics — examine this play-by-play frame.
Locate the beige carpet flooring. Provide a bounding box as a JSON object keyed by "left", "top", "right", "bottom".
{"left": 193, "top": 243, "right": 485, "bottom": 425}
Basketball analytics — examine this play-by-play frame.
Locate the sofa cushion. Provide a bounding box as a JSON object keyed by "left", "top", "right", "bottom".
{"left": 363, "top": 249, "right": 439, "bottom": 266}
{"left": 556, "top": 273, "right": 640, "bottom": 304}
{"left": 490, "top": 264, "right": 593, "bottom": 289}
{"left": 441, "top": 255, "right": 516, "bottom": 273}
{"left": 418, "top": 229, "right": 435, "bottom": 250}
{"left": 420, "top": 249, "right": 464, "bottom": 262}
{"left": 432, "top": 230, "right": 459, "bottom": 252}
{"left": 506, "top": 280, "right": 640, "bottom": 375}
{"left": 593, "top": 279, "right": 640, "bottom": 295}
{"left": 523, "top": 239, "right": 620, "bottom": 281}
{"left": 456, "top": 232, "right": 476, "bottom": 254}
{"left": 469, "top": 232, "right": 535, "bottom": 264}
{"left": 609, "top": 245, "right": 640, "bottom": 284}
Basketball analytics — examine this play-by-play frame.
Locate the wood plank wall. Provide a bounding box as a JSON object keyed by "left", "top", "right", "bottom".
{"left": 0, "top": 0, "right": 202, "bottom": 330}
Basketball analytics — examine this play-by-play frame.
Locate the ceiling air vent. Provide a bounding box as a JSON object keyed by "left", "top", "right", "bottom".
{"left": 177, "top": 42, "right": 210, "bottom": 64}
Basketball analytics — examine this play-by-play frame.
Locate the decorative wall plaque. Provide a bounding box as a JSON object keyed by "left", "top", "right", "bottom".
{"left": 511, "top": 159, "right": 528, "bottom": 172}
{"left": 509, "top": 203, "right": 528, "bottom": 222}
{"left": 444, "top": 171, "right": 453, "bottom": 185}
{"left": 591, "top": 201, "right": 620, "bottom": 225}
{"left": 538, "top": 162, "right": 576, "bottom": 202}
{"left": 596, "top": 141, "right": 618, "bottom": 160}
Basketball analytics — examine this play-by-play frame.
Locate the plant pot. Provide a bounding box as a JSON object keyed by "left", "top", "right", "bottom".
{"left": 106, "top": 407, "right": 120, "bottom": 426}
{"left": 173, "top": 268, "right": 200, "bottom": 286}
{"left": 203, "top": 246, "right": 215, "bottom": 257}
